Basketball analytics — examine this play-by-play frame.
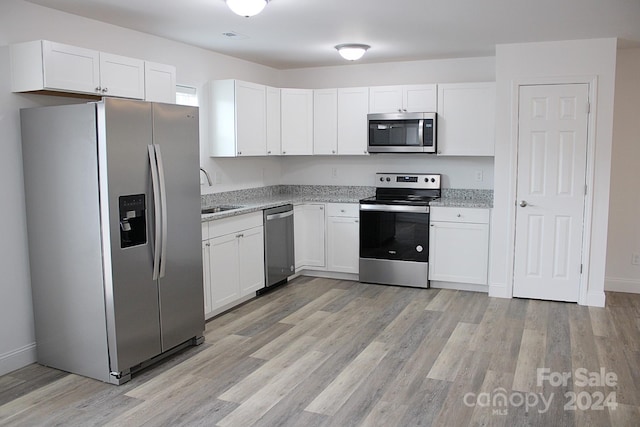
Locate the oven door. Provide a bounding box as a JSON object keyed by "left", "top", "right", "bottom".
{"left": 359, "top": 203, "right": 431, "bottom": 288}
{"left": 360, "top": 204, "right": 430, "bottom": 262}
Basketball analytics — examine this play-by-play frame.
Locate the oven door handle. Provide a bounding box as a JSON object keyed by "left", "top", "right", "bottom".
{"left": 359, "top": 204, "right": 429, "bottom": 213}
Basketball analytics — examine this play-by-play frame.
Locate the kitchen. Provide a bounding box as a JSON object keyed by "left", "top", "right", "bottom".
{"left": 1, "top": 0, "right": 640, "bottom": 425}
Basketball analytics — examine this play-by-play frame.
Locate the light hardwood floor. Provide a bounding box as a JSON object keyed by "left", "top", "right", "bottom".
{"left": 1, "top": 276, "right": 639, "bottom": 426}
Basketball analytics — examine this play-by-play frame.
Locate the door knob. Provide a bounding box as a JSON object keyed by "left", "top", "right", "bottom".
{"left": 519, "top": 200, "right": 528, "bottom": 207}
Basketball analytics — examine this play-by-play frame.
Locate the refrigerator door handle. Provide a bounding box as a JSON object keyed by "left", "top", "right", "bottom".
{"left": 148, "top": 145, "right": 162, "bottom": 280}
{"left": 154, "top": 144, "right": 168, "bottom": 279}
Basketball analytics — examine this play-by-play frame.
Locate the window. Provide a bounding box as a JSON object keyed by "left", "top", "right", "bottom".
{"left": 176, "top": 85, "right": 198, "bottom": 106}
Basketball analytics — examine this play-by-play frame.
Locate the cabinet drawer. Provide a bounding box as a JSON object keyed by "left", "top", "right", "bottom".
{"left": 326, "top": 203, "right": 359, "bottom": 217}
{"left": 430, "top": 207, "right": 490, "bottom": 224}
{"left": 209, "top": 211, "right": 263, "bottom": 238}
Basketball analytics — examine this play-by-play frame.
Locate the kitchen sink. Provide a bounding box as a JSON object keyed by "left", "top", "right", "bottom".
{"left": 201, "top": 205, "right": 242, "bottom": 214}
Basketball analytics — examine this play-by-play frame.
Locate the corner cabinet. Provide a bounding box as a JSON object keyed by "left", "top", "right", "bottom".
{"left": 369, "top": 84, "right": 437, "bottom": 113}
{"left": 326, "top": 203, "right": 359, "bottom": 274}
{"left": 294, "top": 203, "right": 326, "bottom": 270}
{"left": 202, "top": 212, "right": 265, "bottom": 319}
{"left": 209, "top": 79, "right": 267, "bottom": 157}
{"left": 436, "top": 82, "right": 496, "bottom": 156}
{"left": 9, "top": 40, "right": 156, "bottom": 100}
{"left": 281, "top": 88, "right": 314, "bottom": 155}
{"left": 428, "top": 207, "right": 490, "bottom": 288}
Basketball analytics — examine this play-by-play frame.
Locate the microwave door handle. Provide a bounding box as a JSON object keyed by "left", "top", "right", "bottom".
{"left": 418, "top": 119, "right": 424, "bottom": 148}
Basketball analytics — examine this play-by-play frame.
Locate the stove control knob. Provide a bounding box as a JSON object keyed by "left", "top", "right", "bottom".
{"left": 386, "top": 177, "right": 391, "bottom": 182}
{"left": 431, "top": 178, "right": 436, "bottom": 182}
{"left": 380, "top": 177, "right": 384, "bottom": 182}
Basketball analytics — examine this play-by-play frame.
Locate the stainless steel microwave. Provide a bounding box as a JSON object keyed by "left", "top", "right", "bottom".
{"left": 368, "top": 112, "right": 437, "bottom": 153}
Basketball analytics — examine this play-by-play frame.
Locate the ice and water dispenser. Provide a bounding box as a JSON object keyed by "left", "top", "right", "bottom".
{"left": 119, "top": 194, "right": 147, "bottom": 248}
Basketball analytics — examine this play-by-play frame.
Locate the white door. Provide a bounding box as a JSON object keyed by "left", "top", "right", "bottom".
{"left": 513, "top": 84, "right": 589, "bottom": 302}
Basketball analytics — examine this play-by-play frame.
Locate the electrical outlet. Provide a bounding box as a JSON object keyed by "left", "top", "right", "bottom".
{"left": 632, "top": 252, "right": 640, "bottom": 266}
{"left": 475, "top": 170, "right": 483, "bottom": 182}
{"left": 331, "top": 167, "right": 338, "bottom": 178}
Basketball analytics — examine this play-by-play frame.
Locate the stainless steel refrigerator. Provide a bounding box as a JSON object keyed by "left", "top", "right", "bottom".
{"left": 21, "top": 98, "right": 205, "bottom": 385}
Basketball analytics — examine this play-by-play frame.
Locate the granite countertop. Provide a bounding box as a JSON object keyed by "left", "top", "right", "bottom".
{"left": 429, "top": 189, "right": 493, "bottom": 209}
{"left": 201, "top": 185, "right": 493, "bottom": 222}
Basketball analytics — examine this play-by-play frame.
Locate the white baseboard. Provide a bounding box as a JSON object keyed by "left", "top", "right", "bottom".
{"left": 430, "top": 281, "right": 488, "bottom": 293}
{"left": 488, "top": 283, "right": 511, "bottom": 299}
{"left": 0, "top": 342, "right": 37, "bottom": 376}
{"left": 605, "top": 277, "right": 640, "bottom": 294}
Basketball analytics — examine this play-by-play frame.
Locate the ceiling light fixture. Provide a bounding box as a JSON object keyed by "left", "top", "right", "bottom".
{"left": 335, "top": 44, "right": 370, "bottom": 61}
{"left": 226, "top": 0, "right": 269, "bottom": 17}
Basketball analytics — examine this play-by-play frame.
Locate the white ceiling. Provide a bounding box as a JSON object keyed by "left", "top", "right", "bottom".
{"left": 25, "top": 0, "right": 640, "bottom": 70}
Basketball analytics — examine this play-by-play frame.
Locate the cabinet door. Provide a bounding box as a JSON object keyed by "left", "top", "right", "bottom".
{"left": 281, "top": 88, "right": 314, "bottom": 155}
{"left": 99, "top": 52, "right": 145, "bottom": 99}
{"left": 368, "top": 85, "right": 403, "bottom": 113}
{"left": 144, "top": 61, "right": 176, "bottom": 103}
{"left": 210, "top": 233, "right": 240, "bottom": 309}
{"left": 403, "top": 84, "right": 437, "bottom": 112}
{"left": 437, "top": 82, "right": 496, "bottom": 156}
{"left": 294, "top": 204, "right": 326, "bottom": 269}
{"left": 239, "top": 226, "right": 265, "bottom": 296}
{"left": 42, "top": 40, "right": 100, "bottom": 94}
{"left": 236, "top": 80, "right": 267, "bottom": 156}
{"left": 337, "top": 87, "right": 369, "bottom": 155}
{"left": 313, "top": 89, "right": 338, "bottom": 155}
{"left": 266, "top": 86, "right": 282, "bottom": 155}
{"left": 327, "top": 216, "right": 359, "bottom": 274}
{"left": 429, "top": 221, "right": 489, "bottom": 284}
{"left": 202, "top": 240, "right": 212, "bottom": 316}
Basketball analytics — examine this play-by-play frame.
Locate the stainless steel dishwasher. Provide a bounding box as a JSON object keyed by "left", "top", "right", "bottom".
{"left": 263, "top": 204, "right": 295, "bottom": 290}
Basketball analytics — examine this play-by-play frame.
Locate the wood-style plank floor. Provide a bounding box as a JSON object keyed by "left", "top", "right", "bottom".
{"left": 1, "top": 276, "right": 639, "bottom": 426}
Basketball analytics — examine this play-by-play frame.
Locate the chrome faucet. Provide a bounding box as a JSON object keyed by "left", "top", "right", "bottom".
{"left": 200, "top": 167, "right": 213, "bottom": 186}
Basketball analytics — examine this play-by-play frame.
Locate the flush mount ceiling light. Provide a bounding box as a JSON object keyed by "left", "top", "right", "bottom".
{"left": 335, "top": 44, "right": 370, "bottom": 61}
{"left": 226, "top": 0, "right": 269, "bottom": 17}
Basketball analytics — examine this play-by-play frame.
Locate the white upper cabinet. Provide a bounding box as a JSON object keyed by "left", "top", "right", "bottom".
{"left": 313, "top": 88, "right": 338, "bottom": 155}
{"left": 437, "top": 82, "right": 496, "bottom": 156}
{"left": 10, "top": 40, "right": 145, "bottom": 99}
{"left": 281, "top": 88, "right": 314, "bottom": 155}
{"left": 337, "top": 87, "right": 369, "bottom": 155}
{"left": 98, "top": 52, "right": 145, "bottom": 99}
{"left": 369, "top": 84, "right": 437, "bottom": 113}
{"left": 313, "top": 87, "right": 369, "bottom": 156}
{"left": 209, "top": 79, "right": 267, "bottom": 157}
{"left": 10, "top": 40, "right": 177, "bottom": 102}
{"left": 144, "top": 61, "right": 176, "bottom": 103}
{"left": 266, "top": 86, "right": 282, "bottom": 156}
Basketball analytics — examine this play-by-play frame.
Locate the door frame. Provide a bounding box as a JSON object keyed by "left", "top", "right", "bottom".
{"left": 505, "top": 75, "right": 599, "bottom": 305}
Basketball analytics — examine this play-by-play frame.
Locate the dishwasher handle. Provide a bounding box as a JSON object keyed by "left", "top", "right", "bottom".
{"left": 266, "top": 210, "right": 293, "bottom": 221}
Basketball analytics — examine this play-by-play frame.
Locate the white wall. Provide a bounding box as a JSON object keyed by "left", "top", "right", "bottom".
{"left": 278, "top": 56, "right": 495, "bottom": 89}
{"left": 605, "top": 48, "right": 640, "bottom": 293}
{"left": 280, "top": 155, "right": 494, "bottom": 189}
{"left": 490, "top": 38, "right": 618, "bottom": 307}
{"left": 0, "top": 0, "right": 280, "bottom": 375}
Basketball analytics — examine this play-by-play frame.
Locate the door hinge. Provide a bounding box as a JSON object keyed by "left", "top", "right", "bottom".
{"left": 580, "top": 264, "right": 583, "bottom": 274}
{"left": 585, "top": 184, "right": 588, "bottom": 195}
{"left": 586, "top": 102, "right": 591, "bottom": 114}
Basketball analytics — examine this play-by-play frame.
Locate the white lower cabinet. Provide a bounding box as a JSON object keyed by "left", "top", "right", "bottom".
{"left": 202, "top": 212, "right": 265, "bottom": 319}
{"left": 294, "top": 203, "right": 326, "bottom": 270}
{"left": 428, "top": 207, "right": 490, "bottom": 286}
{"left": 326, "top": 203, "right": 359, "bottom": 274}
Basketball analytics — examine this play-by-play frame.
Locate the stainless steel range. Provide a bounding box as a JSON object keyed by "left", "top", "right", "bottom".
{"left": 359, "top": 173, "right": 441, "bottom": 288}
